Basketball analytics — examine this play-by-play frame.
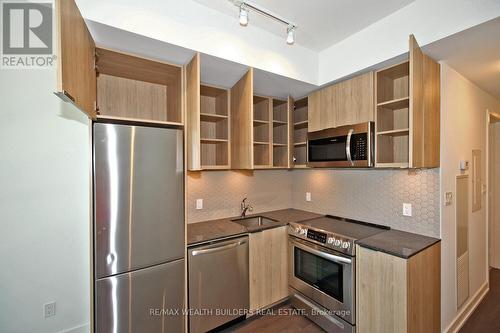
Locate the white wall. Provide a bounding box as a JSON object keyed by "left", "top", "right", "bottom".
{"left": 0, "top": 69, "right": 91, "bottom": 333}
{"left": 440, "top": 64, "right": 500, "bottom": 331}
{"left": 319, "top": 0, "right": 500, "bottom": 84}
{"left": 76, "top": 0, "right": 318, "bottom": 84}
{"left": 318, "top": 0, "right": 500, "bottom": 85}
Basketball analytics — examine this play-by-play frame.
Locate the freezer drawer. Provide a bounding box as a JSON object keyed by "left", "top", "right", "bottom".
{"left": 96, "top": 259, "right": 184, "bottom": 333}
{"left": 188, "top": 236, "right": 249, "bottom": 333}
{"left": 93, "top": 123, "right": 184, "bottom": 278}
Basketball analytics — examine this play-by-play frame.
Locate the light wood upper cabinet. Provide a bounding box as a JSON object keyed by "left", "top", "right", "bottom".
{"left": 375, "top": 35, "right": 440, "bottom": 168}
{"left": 231, "top": 69, "right": 254, "bottom": 169}
{"left": 307, "top": 90, "right": 322, "bottom": 132}
{"left": 186, "top": 54, "right": 231, "bottom": 171}
{"left": 55, "top": 0, "right": 184, "bottom": 125}
{"left": 249, "top": 226, "right": 288, "bottom": 311}
{"left": 356, "top": 242, "right": 441, "bottom": 333}
{"left": 186, "top": 53, "right": 201, "bottom": 171}
{"left": 336, "top": 72, "right": 374, "bottom": 126}
{"left": 55, "top": 0, "right": 96, "bottom": 118}
{"left": 292, "top": 97, "right": 309, "bottom": 168}
{"left": 308, "top": 72, "right": 374, "bottom": 132}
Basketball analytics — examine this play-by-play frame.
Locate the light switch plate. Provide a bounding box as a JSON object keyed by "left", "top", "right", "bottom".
{"left": 196, "top": 199, "right": 203, "bottom": 210}
{"left": 44, "top": 302, "right": 56, "bottom": 318}
{"left": 306, "top": 192, "right": 311, "bottom": 202}
{"left": 403, "top": 203, "right": 412, "bottom": 217}
{"left": 444, "top": 192, "right": 453, "bottom": 206}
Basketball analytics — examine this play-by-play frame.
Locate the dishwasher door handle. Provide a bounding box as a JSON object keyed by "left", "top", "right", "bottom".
{"left": 191, "top": 240, "right": 247, "bottom": 256}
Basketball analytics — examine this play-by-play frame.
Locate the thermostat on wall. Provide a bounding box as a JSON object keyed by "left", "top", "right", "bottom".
{"left": 459, "top": 160, "right": 469, "bottom": 171}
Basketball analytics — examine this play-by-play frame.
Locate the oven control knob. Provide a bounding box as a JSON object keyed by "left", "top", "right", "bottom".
{"left": 300, "top": 228, "right": 308, "bottom": 235}
{"left": 342, "top": 242, "right": 350, "bottom": 249}
{"left": 327, "top": 237, "right": 335, "bottom": 244}
{"left": 335, "top": 239, "right": 341, "bottom": 246}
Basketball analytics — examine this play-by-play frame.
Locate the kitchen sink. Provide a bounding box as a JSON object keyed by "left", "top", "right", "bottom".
{"left": 231, "top": 216, "right": 277, "bottom": 228}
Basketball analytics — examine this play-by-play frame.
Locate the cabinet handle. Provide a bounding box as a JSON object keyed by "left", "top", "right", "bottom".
{"left": 191, "top": 240, "right": 246, "bottom": 256}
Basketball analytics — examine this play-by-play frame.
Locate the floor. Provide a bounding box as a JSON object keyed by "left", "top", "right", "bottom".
{"left": 460, "top": 268, "right": 500, "bottom": 332}
{"left": 216, "top": 269, "right": 500, "bottom": 333}
{"left": 219, "top": 304, "right": 325, "bottom": 333}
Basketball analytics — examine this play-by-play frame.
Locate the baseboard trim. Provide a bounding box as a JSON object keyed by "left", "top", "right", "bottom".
{"left": 57, "top": 323, "right": 89, "bottom": 333}
{"left": 444, "top": 282, "right": 489, "bottom": 333}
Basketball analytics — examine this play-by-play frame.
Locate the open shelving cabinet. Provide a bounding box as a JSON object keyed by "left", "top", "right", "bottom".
{"left": 253, "top": 96, "right": 272, "bottom": 168}
{"left": 292, "top": 97, "right": 309, "bottom": 168}
{"left": 251, "top": 96, "right": 293, "bottom": 168}
{"left": 272, "top": 98, "right": 292, "bottom": 168}
{"left": 199, "top": 85, "right": 230, "bottom": 169}
{"left": 57, "top": 1, "right": 185, "bottom": 126}
{"left": 375, "top": 35, "right": 440, "bottom": 169}
{"left": 186, "top": 53, "right": 231, "bottom": 170}
{"left": 375, "top": 60, "right": 410, "bottom": 168}
{"left": 95, "top": 48, "right": 184, "bottom": 125}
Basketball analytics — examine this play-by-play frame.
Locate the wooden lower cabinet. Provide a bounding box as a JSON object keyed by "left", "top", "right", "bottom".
{"left": 356, "top": 243, "right": 441, "bottom": 333}
{"left": 249, "top": 226, "right": 288, "bottom": 311}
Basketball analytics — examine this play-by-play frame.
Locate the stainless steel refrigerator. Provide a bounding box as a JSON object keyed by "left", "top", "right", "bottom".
{"left": 93, "top": 123, "right": 184, "bottom": 333}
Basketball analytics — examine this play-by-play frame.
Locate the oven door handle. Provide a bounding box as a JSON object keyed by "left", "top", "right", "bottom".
{"left": 346, "top": 129, "right": 354, "bottom": 166}
{"left": 292, "top": 240, "right": 352, "bottom": 264}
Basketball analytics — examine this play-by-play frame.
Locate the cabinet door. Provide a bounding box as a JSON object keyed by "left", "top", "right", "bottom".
{"left": 409, "top": 34, "right": 424, "bottom": 168}
{"left": 186, "top": 53, "right": 201, "bottom": 171}
{"left": 409, "top": 35, "right": 440, "bottom": 168}
{"left": 249, "top": 226, "right": 288, "bottom": 311}
{"left": 356, "top": 246, "right": 407, "bottom": 333}
{"left": 287, "top": 96, "right": 295, "bottom": 168}
{"left": 231, "top": 69, "right": 254, "bottom": 169}
{"left": 308, "top": 90, "right": 322, "bottom": 132}
{"left": 55, "top": 0, "right": 96, "bottom": 118}
{"left": 336, "top": 72, "right": 374, "bottom": 127}
{"left": 321, "top": 84, "right": 337, "bottom": 129}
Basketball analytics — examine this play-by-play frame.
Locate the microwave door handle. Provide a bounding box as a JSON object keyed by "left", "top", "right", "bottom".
{"left": 346, "top": 129, "right": 354, "bottom": 166}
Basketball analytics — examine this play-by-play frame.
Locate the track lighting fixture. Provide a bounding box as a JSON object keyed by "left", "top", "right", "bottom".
{"left": 230, "top": 0, "right": 298, "bottom": 45}
{"left": 239, "top": 5, "right": 248, "bottom": 26}
{"left": 286, "top": 25, "right": 295, "bottom": 45}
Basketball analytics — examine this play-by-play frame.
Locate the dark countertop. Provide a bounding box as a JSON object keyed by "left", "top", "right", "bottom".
{"left": 356, "top": 229, "right": 441, "bottom": 259}
{"left": 187, "top": 209, "right": 323, "bottom": 246}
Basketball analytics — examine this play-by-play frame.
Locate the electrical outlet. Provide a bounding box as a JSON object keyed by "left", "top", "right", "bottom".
{"left": 306, "top": 192, "right": 311, "bottom": 202}
{"left": 196, "top": 199, "right": 203, "bottom": 210}
{"left": 403, "top": 203, "right": 412, "bottom": 217}
{"left": 444, "top": 192, "right": 453, "bottom": 206}
{"left": 44, "top": 302, "right": 56, "bottom": 318}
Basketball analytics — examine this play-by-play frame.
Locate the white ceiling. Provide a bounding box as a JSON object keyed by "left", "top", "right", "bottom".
{"left": 424, "top": 17, "right": 500, "bottom": 100}
{"left": 194, "top": 0, "right": 415, "bottom": 51}
{"left": 87, "top": 20, "right": 316, "bottom": 99}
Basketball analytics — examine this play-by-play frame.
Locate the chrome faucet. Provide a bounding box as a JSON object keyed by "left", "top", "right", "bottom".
{"left": 240, "top": 197, "right": 253, "bottom": 218}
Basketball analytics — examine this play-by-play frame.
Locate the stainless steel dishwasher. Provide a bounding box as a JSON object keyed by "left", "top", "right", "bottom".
{"left": 188, "top": 236, "right": 249, "bottom": 333}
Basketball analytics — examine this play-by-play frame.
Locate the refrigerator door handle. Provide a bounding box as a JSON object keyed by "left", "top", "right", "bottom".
{"left": 191, "top": 240, "right": 247, "bottom": 256}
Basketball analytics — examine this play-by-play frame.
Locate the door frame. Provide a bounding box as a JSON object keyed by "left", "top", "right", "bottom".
{"left": 486, "top": 110, "right": 500, "bottom": 272}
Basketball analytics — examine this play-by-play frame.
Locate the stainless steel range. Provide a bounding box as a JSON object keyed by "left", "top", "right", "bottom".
{"left": 288, "top": 215, "right": 388, "bottom": 333}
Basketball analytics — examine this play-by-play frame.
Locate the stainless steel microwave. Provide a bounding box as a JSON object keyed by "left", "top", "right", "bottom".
{"left": 307, "top": 122, "right": 374, "bottom": 168}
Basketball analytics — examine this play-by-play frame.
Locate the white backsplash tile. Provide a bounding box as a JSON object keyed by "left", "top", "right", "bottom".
{"left": 291, "top": 168, "right": 440, "bottom": 237}
{"left": 187, "top": 170, "right": 292, "bottom": 223}
{"left": 187, "top": 168, "right": 440, "bottom": 238}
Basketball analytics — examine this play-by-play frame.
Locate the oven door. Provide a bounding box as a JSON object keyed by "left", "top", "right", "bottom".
{"left": 288, "top": 237, "right": 355, "bottom": 324}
